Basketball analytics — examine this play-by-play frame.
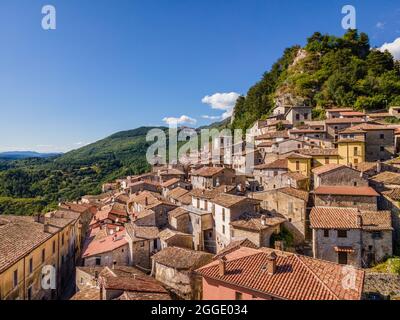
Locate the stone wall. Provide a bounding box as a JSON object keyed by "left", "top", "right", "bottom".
{"left": 312, "top": 229, "right": 362, "bottom": 267}
{"left": 365, "top": 130, "right": 395, "bottom": 162}
{"left": 315, "top": 167, "right": 368, "bottom": 188}
{"left": 315, "top": 194, "right": 378, "bottom": 211}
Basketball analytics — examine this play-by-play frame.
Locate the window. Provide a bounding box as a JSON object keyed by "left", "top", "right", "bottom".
{"left": 231, "top": 229, "right": 235, "bottom": 238}
{"left": 42, "top": 249, "right": 46, "bottom": 263}
{"left": 29, "top": 258, "right": 33, "bottom": 274}
{"left": 222, "top": 225, "right": 226, "bottom": 235}
{"left": 222, "top": 208, "right": 226, "bottom": 222}
{"left": 380, "top": 146, "right": 385, "bottom": 152}
{"left": 372, "top": 231, "right": 383, "bottom": 240}
{"left": 354, "top": 147, "right": 358, "bottom": 156}
{"left": 52, "top": 241, "right": 56, "bottom": 254}
{"left": 62, "top": 234, "right": 65, "bottom": 246}
{"left": 325, "top": 157, "right": 329, "bottom": 165}
{"left": 353, "top": 181, "right": 358, "bottom": 187}
{"left": 296, "top": 161, "right": 300, "bottom": 171}
{"left": 380, "top": 134, "right": 385, "bottom": 139}
{"left": 304, "top": 113, "right": 309, "bottom": 120}
{"left": 324, "top": 230, "right": 329, "bottom": 238}
{"left": 296, "top": 114, "right": 300, "bottom": 121}
{"left": 337, "top": 230, "right": 348, "bottom": 238}
{"left": 153, "top": 239, "right": 158, "bottom": 249}
{"left": 204, "top": 200, "right": 208, "bottom": 210}
{"left": 27, "top": 287, "right": 32, "bottom": 300}
{"left": 235, "top": 292, "right": 243, "bottom": 300}
{"left": 197, "top": 198, "right": 200, "bottom": 209}
{"left": 13, "top": 270, "right": 18, "bottom": 288}
{"left": 288, "top": 202, "right": 293, "bottom": 215}
{"left": 338, "top": 252, "right": 348, "bottom": 265}
{"left": 95, "top": 257, "right": 101, "bottom": 266}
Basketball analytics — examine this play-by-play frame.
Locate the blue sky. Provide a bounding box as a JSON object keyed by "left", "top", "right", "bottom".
{"left": 0, "top": 0, "right": 399, "bottom": 152}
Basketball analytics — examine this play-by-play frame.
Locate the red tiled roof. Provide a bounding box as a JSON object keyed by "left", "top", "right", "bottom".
{"left": 278, "top": 187, "right": 309, "bottom": 202}
{"left": 191, "top": 166, "right": 225, "bottom": 177}
{"left": 161, "top": 178, "right": 181, "bottom": 188}
{"left": 312, "top": 164, "right": 347, "bottom": 175}
{"left": 325, "top": 118, "right": 365, "bottom": 125}
{"left": 196, "top": 247, "right": 364, "bottom": 300}
{"left": 310, "top": 207, "right": 392, "bottom": 231}
{"left": 254, "top": 159, "right": 288, "bottom": 170}
{"left": 314, "top": 186, "right": 379, "bottom": 197}
{"left": 82, "top": 231, "right": 128, "bottom": 258}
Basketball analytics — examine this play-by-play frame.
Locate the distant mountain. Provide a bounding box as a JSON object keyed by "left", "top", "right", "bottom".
{"left": 0, "top": 151, "right": 62, "bottom": 160}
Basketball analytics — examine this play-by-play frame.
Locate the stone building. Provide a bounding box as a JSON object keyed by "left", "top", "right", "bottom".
{"left": 253, "top": 159, "right": 288, "bottom": 191}
{"left": 310, "top": 207, "right": 393, "bottom": 267}
{"left": 0, "top": 214, "right": 80, "bottom": 300}
{"left": 151, "top": 247, "right": 213, "bottom": 300}
{"left": 124, "top": 223, "right": 160, "bottom": 270}
{"left": 314, "top": 186, "right": 379, "bottom": 211}
{"left": 346, "top": 124, "right": 396, "bottom": 162}
{"left": 325, "top": 118, "right": 365, "bottom": 141}
{"left": 230, "top": 212, "right": 286, "bottom": 248}
{"left": 252, "top": 188, "right": 309, "bottom": 244}
{"left": 81, "top": 229, "right": 130, "bottom": 268}
{"left": 211, "top": 193, "right": 261, "bottom": 252}
{"left": 129, "top": 191, "right": 178, "bottom": 228}
{"left": 190, "top": 167, "right": 236, "bottom": 190}
{"left": 159, "top": 228, "right": 193, "bottom": 250}
{"left": 312, "top": 164, "right": 368, "bottom": 189}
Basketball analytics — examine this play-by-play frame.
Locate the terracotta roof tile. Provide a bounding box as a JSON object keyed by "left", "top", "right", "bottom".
{"left": 371, "top": 172, "right": 400, "bottom": 185}
{"left": 231, "top": 212, "right": 286, "bottom": 231}
{"left": 298, "top": 148, "right": 339, "bottom": 156}
{"left": 191, "top": 166, "right": 225, "bottom": 177}
{"left": 278, "top": 187, "right": 309, "bottom": 202}
{"left": 82, "top": 231, "right": 128, "bottom": 258}
{"left": 254, "top": 159, "right": 288, "bottom": 170}
{"left": 161, "top": 178, "right": 181, "bottom": 188}
{"left": 314, "top": 186, "right": 379, "bottom": 197}
{"left": 310, "top": 207, "right": 392, "bottom": 231}
{"left": 312, "top": 164, "right": 347, "bottom": 175}
{"left": 196, "top": 247, "right": 364, "bottom": 300}
{"left": 0, "top": 216, "right": 68, "bottom": 273}
{"left": 152, "top": 247, "right": 213, "bottom": 270}
{"left": 212, "top": 193, "right": 261, "bottom": 208}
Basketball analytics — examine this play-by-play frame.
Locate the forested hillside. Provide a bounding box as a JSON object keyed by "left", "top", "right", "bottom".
{"left": 0, "top": 127, "right": 163, "bottom": 214}
{"left": 232, "top": 30, "right": 400, "bottom": 130}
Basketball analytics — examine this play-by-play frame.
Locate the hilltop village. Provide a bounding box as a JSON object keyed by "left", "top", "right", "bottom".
{"left": 2, "top": 105, "right": 400, "bottom": 300}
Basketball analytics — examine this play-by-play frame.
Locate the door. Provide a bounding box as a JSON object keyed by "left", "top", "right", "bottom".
{"left": 338, "top": 252, "right": 348, "bottom": 265}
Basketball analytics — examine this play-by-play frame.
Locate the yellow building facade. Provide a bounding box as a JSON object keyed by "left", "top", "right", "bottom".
{"left": 338, "top": 140, "right": 366, "bottom": 169}
{"left": 287, "top": 154, "right": 312, "bottom": 177}
{"left": 0, "top": 213, "right": 81, "bottom": 300}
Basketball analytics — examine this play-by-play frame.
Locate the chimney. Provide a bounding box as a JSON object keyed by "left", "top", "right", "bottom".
{"left": 267, "top": 252, "right": 277, "bottom": 275}
{"left": 274, "top": 241, "right": 284, "bottom": 251}
{"left": 43, "top": 222, "right": 50, "bottom": 233}
{"left": 377, "top": 161, "right": 382, "bottom": 173}
{"left": 218, "top": 257, "right": 227, "bottom": 277}
{"left": 357, "top": 214, "right": 363, "bottom": 228}
{"left": 261, "top": 215, "right": 267, "bottom": 226}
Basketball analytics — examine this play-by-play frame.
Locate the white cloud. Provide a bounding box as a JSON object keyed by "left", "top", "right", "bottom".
{"left": 379, "top": 37, "right": 400, "bottom": 60}
{"left": 201, "top": 92, "right": 240, "bottom": 120}
{"left": 163, "top": 115, "right": 197, "bottom": 126}
{"left": 201, "top": 115, "right": 221, "bottom": 121}
{"left": 376, "top": 22, "right": 385, "bottom": 29}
